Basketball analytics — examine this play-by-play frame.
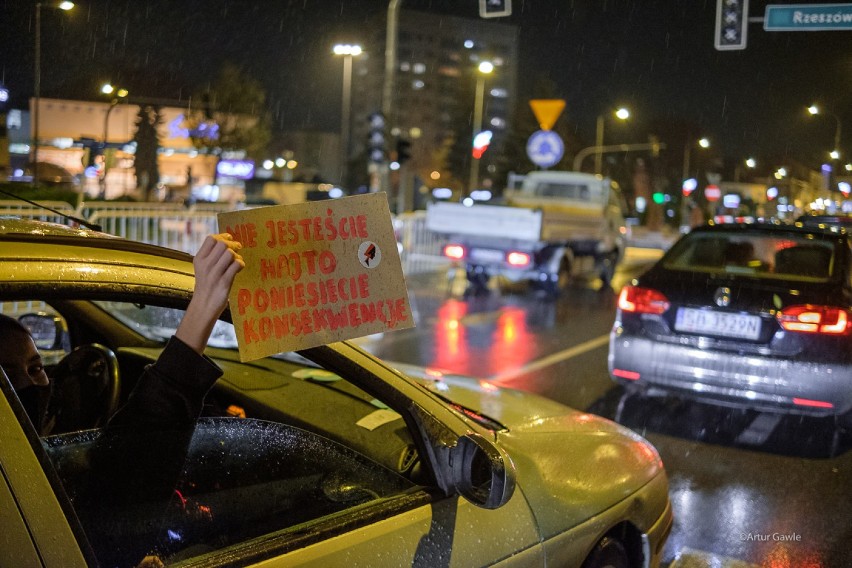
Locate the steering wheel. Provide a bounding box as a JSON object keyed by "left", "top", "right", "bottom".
{"left": 45, "top": 343, "right": 121, "bottom": 434}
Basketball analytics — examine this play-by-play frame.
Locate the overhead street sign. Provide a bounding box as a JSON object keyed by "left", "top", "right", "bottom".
{"left": 765, "top": 3, "right": 852, "bottom": 30}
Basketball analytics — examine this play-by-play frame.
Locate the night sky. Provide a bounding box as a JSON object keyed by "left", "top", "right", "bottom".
{"left": 1, "top": 0, "right": 850, "bottom": 169}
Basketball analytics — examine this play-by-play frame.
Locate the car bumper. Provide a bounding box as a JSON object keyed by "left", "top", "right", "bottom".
{"left": 609, "top": 332, "right": 852, "bottom": 416}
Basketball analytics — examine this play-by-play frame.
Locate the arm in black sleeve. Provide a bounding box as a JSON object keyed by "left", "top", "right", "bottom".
{"left": 108, "top": 335, "right": 223, "bottom": 429}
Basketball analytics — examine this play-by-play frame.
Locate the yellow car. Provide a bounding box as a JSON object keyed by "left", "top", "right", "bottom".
{"left": 0, "top": 218, "right": 671, "bottom": 567}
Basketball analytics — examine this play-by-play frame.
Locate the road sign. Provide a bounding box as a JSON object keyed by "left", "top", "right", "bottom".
{"left": 765, "top": 3, "right": 852, "bottom": 30}
{"left": 529, "top": 99, "right": 565, "bottom": 131}
{"left": 526, "top": 130, "right": 564, "bottom": 168}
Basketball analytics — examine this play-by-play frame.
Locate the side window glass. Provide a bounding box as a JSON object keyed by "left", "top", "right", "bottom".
{"left": 44, "top": 418, "right": 417, "bottom": 567}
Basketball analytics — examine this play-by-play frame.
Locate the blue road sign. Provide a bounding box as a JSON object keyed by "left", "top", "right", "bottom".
{"left": 765, "top": 3, "right": 852, "bottom": 30}
{"left": 526, "top": 130, "right": 564, "bottom": 168}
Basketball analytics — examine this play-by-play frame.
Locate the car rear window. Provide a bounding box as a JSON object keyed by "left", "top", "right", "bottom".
{"left": 663, "top": 232, "right": 837, "bottom": 282}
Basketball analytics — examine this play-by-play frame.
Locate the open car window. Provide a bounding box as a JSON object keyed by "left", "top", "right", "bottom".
{"left": 43, "top": 418, "right": 419, "bottom": 567}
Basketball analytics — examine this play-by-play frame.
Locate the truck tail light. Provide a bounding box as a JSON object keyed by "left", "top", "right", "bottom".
{"left": 443, "top": 244, "right": 466, "bottom": 260}
{"left": 506, "top": 251, "right": 531, "bottom": 267}
{"left": 618, "top": 286, "right": 670, "bottom": 314}
{"left": 777, "top": 305, "right": 851, "bottom": 335}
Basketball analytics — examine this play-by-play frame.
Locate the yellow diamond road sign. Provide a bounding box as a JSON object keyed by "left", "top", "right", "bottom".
{"left": 529, "top": 99, "right": 565, "bottom": 131}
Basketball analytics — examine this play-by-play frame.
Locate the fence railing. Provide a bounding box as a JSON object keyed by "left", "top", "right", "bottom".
{"left": 0, "top": 200, "right": 450, "bottom": 273}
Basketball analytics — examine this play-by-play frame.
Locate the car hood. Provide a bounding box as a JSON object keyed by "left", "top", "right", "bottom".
{"left": 394, "top": 362, "right": 666, "bottom": 538}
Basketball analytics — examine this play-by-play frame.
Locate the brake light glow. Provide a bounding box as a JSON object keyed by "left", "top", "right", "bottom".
{"left": 793, "top": 397, "right": 834, "bottom": 409}
{"left": 506, "top": 251, "right": 531, "bottom": 267}
{"left": 777, "top": 305, "right": 851, "bottom": 335}
{"left": 443, "top": 244, "right": 465, "bottom": 260}
{"left": 618, "top": 286, "right": 670, "bottom": 314}
{"left": 612, "top": 368, "right": 641, "bottom": 380}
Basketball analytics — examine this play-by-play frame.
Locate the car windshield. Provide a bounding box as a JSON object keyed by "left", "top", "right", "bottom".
{"left": 662, "top": 230, "right": 837, "bottom": 281}
{"left": 95, "top": 301, "right": 240, "bottom": 348}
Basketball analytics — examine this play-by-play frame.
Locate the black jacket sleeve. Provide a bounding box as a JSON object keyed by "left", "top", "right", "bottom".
{"left": 107, "top": 335, "right": 223, "bottom": 429}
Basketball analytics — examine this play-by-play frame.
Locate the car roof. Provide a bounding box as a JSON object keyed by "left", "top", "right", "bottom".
{"left": 795, "top": 214, "right": 852, "bottom": 228}
{"left": 0, "top": 217, "right": 193, "bottom": 262}
{"left": 694, "top": 220, "right": 849, "bottom": 239}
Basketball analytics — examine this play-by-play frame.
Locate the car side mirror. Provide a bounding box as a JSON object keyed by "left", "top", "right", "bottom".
{"left": 449, "top": 433, "right": 515, "bottom": 509}
{"left": 18, "top": 312, "right": 66, "bottom": 351}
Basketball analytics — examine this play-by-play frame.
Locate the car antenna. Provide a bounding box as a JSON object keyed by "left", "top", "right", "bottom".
{"left": 0, "top": 188, "right": 103, "bottom": 232}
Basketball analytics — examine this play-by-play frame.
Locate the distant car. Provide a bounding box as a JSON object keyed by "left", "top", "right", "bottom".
{"left": 796, "top": 213, "right": 852, "bottom": 230}
{"left": 0, "top": 218, "right": 671, "bottom": 568}
{"left": 609, "top": 222, "right": 852, "bottom": 426}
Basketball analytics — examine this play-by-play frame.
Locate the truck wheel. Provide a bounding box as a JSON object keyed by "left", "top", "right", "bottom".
{"left": 536, "top": 257, "right": 571, "bottom": 298}
{"left": 465, "top": 266, "right": 490, "bottom": 296}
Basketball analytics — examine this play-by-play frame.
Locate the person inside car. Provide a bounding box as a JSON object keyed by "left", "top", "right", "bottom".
{"left": 0, "top": 232, "right": 244, "bottom": 435}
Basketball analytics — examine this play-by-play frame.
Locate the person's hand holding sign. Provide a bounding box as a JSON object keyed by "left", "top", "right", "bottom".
{"left": 176, "top": 233, "right": 245, "bottom": 354}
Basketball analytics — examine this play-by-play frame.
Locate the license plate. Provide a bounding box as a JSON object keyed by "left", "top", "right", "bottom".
{"left": 470, "top": 248, "right": 505, "bottom": 263}
{"left": 675, "top": 308, "right": 761, "bottom": 340}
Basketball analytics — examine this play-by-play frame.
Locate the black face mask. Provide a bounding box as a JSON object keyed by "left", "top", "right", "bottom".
{"left": 16, "top": 383, "right": 53, "bottom": 435}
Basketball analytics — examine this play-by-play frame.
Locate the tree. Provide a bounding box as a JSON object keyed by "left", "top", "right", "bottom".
{"left": 183, "top": 63, "right": 272, "bottom": 174}
{"left": 132, "top": 104, "right": 163, "bottom": 200}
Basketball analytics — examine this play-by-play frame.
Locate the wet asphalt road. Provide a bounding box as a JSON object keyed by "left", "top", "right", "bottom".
{"left": 354, "top": 249, "right": 852, "bottom": 567}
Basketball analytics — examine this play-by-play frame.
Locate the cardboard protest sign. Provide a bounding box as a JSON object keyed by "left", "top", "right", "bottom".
{"left": 217, "top": 193, "right": 413, "bottom": 362}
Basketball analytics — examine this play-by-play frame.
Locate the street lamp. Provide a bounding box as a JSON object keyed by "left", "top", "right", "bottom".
{"left": 468, "top": 60, "right": 494, "bottom": 194}
{"left": 680, "top": 137, "right": 710, "bottom": 229}
{"left": 99, "top": 83, "right": 128, "bottom": 198}
{"left": 332, "top": 43, "right": 362, "bottom": 189}
{"left": 594, "top": 106, "right": 630, "bottom": 175}
{"left": 807, "top": 104, "right": 843, "bottom": 191}
{"left": 807, "top": 104, "right": 842, "bottom": 157}
{"left": 32, "top": 1, "right": 75, "bottom": 187}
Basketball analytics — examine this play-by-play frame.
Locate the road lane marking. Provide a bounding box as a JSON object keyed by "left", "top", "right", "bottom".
{"left": 490, "top": 334, "right": 610, "bottom": 383}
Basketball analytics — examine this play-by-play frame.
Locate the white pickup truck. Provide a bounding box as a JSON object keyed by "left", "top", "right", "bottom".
{"left": 426, "top": 171, "right": 628, "bottom": 294}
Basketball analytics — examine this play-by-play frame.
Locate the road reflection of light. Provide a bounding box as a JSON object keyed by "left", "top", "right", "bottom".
{"left": 489, "top": 307, "right": 535, "bottom": 377}
{"left": 668, "top": 478, "right": 827, "bottom": 567}
{"left": 434, "top": 300, "right": 468, "bottom": 370}
{"left": 478, "top": 380, "right": 499, "bottom": 392}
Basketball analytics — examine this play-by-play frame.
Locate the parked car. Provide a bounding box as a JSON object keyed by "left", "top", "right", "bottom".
{"left": 0, "top": 218, "right": 671, "bottom": 568}
{"left": 609, "top": 221, "right": 852, "bottom": 427}
{"left": 795, "top": 213, "right": 852, "bottom": 231}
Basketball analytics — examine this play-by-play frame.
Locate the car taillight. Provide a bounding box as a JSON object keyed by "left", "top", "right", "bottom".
{"left": 506, "top": 251, "right": 531, "bottom": 267}
{"left": 443, "top": 244, "right": 465, "bottom": 260}
{"left": 777, "top": 305, "right": 851, "bottom": 335}
{"left": 618, "top": 286, "right": 670, "bottom": 314}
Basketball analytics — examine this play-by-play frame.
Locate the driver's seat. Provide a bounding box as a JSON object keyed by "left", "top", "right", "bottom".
{"left": 46, "top": 344, "right": 121, "bottom": 434}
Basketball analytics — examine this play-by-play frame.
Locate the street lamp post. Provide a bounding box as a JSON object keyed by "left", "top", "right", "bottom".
{"left": 468, "top": 60, "right": 493, "bottom": 194}
{"left": 99, "top": 83, "right": 128, "bottom": 199}
{"left": 32, "top": 1, "right": 74, "bottom": 187}
{"left": 680, "top": 137, "right": 710, "bottom": 229}
{"left": 594, "top": 107, "right": 630, "bottom": 175}
{"left": 807, "top": 104, "right": 842, "bottom": 190}
{"left": 333, "top": 44, "right": 362, "bottom": 189}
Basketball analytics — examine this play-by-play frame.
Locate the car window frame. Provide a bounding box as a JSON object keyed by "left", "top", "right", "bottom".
{"left": 0, "top": 288, "right": 466, "bottom": 565}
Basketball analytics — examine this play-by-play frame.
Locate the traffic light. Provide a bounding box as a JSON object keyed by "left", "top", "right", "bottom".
{"left": 714, "top": 0, "right": 749, "bottom": 51}
{"left": 479, "top": 0, "right": 511, "bottom": 18}
{"left": 396, "top": 138, "right": 412, "bottom": 166}
{"left": 367, "top": 112, "right": 385, "bottom": 165}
